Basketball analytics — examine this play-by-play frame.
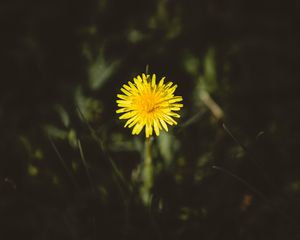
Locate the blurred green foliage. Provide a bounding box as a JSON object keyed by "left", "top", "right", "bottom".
{"left": 1, "top": 0, "right": 300, "bottom": 239}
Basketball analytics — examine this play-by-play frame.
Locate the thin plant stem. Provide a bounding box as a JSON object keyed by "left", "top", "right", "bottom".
{"left": 48, "top": 136, "right": 79, "bottom": 190}
{"left": 75, "top": 104, "right": 130, "bottom": 192}
{"left": 77, "top": 138, "right": 95, "bottom": 193}
{"left": 141, "top": 137, "right": 153, "bottom": 205}
{"left": 145, "top": 137, "right": 152, "bottom": 166}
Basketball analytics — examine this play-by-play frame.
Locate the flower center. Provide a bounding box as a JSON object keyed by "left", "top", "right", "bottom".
{"left": 138, "top": 94, "right": 158, "bottom": 114}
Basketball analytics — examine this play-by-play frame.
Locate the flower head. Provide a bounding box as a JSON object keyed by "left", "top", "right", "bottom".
{"left": 116, "top": 74, "right": 183, "bottom": 138}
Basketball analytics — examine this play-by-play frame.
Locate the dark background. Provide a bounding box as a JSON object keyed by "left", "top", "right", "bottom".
{"left": 1, "top": 0, "right": 300, "bottom": 239}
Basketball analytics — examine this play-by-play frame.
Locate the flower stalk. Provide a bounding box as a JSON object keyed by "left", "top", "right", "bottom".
{"left": 140, "top": 137, "right": 153, "bottom": 205}
{"left": 116, "top": 72, "right": 183, "bottom": 205}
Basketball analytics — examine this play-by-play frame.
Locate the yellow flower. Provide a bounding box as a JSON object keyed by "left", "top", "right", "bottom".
{"left": 116, "top": 74, "right": 183, "bottom": 138}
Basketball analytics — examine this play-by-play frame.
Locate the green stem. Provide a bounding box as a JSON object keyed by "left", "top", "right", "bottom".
{"left": 145, "top": 137, "right": 152, "bottom": 166}
{"left": 141, "top": 137, "right": 153, "bottom": 205}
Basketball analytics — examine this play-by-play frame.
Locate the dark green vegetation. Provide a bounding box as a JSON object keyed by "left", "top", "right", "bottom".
{"left": 1, "top": 0, "right": 300, "bottom": 239}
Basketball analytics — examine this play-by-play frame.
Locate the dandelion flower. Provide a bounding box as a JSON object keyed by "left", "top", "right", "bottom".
{"left": 116, "top": 74, "right": 183, "bottom": 138}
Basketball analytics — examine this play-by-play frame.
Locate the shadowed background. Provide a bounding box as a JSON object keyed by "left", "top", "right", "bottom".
{"left": 1, "top": 0, "right": 300, "bottom": 239}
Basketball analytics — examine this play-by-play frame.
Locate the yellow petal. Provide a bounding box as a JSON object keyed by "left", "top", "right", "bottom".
{"left": 171, "top": 103, "right": 183, "bottom": 108}
{"left": 124, "top": 115, "right": 139, "bottom": 127}
{"left": 117, "top": 94, "right": 129, "bottom": 100}
{"left": 167, "top": 85, "right": 177, "bottom": 94}
{"left": 116, "top": 108, "right": 130, "bottom": 113}
{"left": 168, "top": 96, "right": 183, "bottom": 103}
{"left": 159, "top": 119, "right": 168, "bottom": 132}
{"left": 168, "top": 112, "right": 180, "bottom": 118}
{"left": 128, "top": 81, "right": 137, "bottom": 91}
{"left": 153, "top": 119, "right": 160, "bottom": 136}
{"left": 165, "top": 82, "right": 173, "bottom": 89}
{"left": 158, "top": 77, "right": 166, "bottom": 87}
{"left": 120, "top": 88, "right": 131, "bottom": 96}
{"left": 132, "top": 122, "right": 144, "bottom": 135}
{"left": 151, "top": 74, "right": 156, "bottom": 87}
{"left": 146, "top": 123, "right": 151, "bottom": 138}
{"left": 119, "top": 111, "right": 137, "bottom": 119}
